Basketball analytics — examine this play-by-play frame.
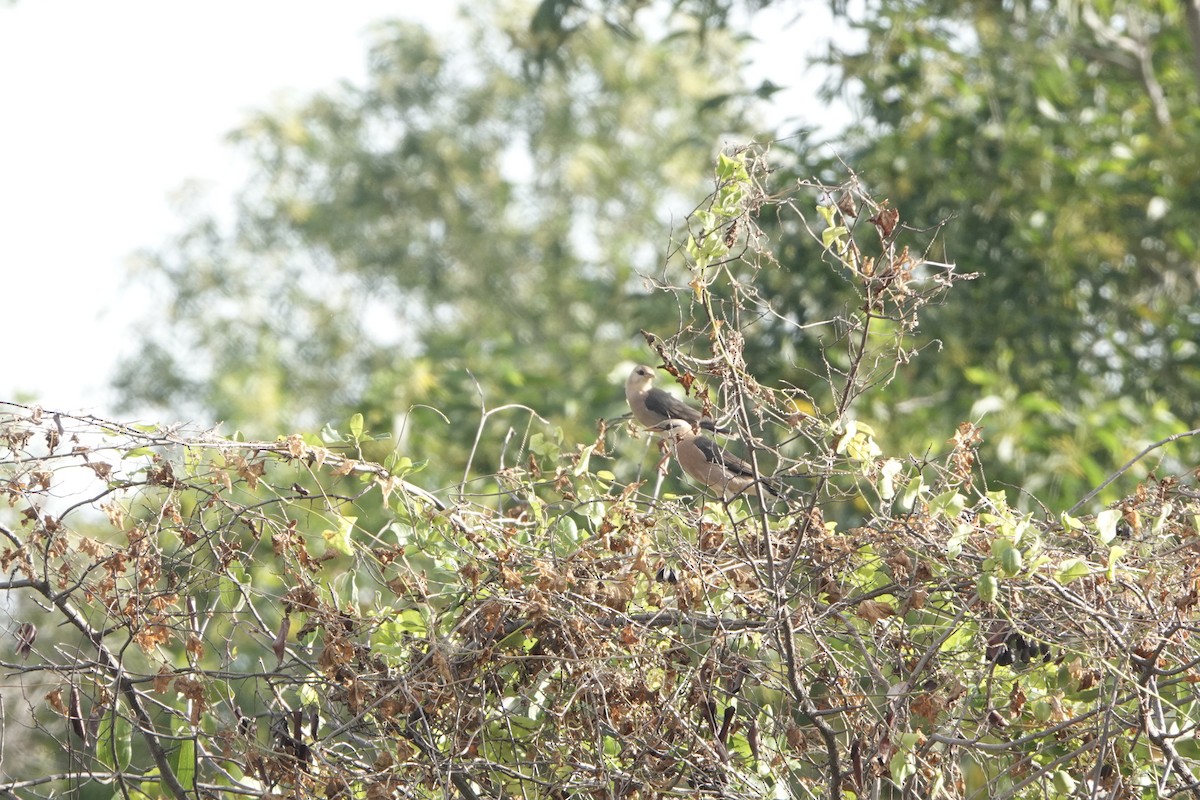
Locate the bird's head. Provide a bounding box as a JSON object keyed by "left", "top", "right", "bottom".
{"left": 626, "top": 364, "right": 657, "bottom": 393}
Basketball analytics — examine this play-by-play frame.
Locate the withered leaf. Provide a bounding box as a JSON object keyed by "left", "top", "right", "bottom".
{"left": 238, "top": 459, "right": 267, "bottom": 490}
{"left": 273, "top": 616, "right": 291, "bottom": 666}
{"left": 154, "top": 666, "right": 174, "bottom": 694}
{"left": 46, "top": 688, "right": 66, "bottom": 716}
{"left": 837, "top": 192, "right": 858, "bottom": 218}
{"left": 869, "top": 204, "right": 899, "bottom": 237}
{"left": 15, "top": 621, "right": 36, "bottom": 659}
{"left": 855, "top": 599, "right": 895, "bottom": 623}
{"left": 68, "top": 685, "right": 88, "bottom": 746}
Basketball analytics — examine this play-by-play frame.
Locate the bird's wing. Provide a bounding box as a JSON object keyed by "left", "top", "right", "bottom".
{"left": 642, "top": 389, "right": 700, "bottom": 423}
{"left": 693, "top": 435, "right": 782, "bottom": 498}
{"left": 692, "top": 435, "right": 752, "bottom": 477}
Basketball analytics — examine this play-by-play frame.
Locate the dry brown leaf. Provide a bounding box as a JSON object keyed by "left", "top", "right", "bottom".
{"left": 273, "top": 616, "right": 291, "bottom": 666}
{"left": 855, "top": 599, "right": 895, "bottom": 623}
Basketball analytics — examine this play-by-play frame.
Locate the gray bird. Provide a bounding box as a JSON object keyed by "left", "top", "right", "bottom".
{"left": 625, "top": 364, "right": 728, "bottom": 433}
{"left": 654, "top": 419, "right": 782, "bottom": 500}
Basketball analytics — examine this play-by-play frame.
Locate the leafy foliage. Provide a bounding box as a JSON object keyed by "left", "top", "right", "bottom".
{"left": 521, "top": 0, "right": 1200, "bottom": 509}
{"left": 114, "top": 10, "right": 758, "bottom": 493}
{"left": 118, "top": 1, "right": 1200, "bottom": 512}
{"left": 767, "top": 0, "right": 1200, "bottom": 505}
{"left": 7, "top": 149, "right": 1200, "bottom": 799}
{"left": 819, "top": 0, "right": 1200, "bottom": 395}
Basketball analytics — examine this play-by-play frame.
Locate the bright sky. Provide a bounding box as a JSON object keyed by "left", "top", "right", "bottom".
{"left": 0, "top": 2, "right": 833, "bottom": 421}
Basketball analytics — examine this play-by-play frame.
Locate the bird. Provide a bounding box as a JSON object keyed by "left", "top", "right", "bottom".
{"left": 654, "top": 418, "right": 782, "bottom": 501}
{"left": 625, "top": 364, "right": 729, "bottom": 434}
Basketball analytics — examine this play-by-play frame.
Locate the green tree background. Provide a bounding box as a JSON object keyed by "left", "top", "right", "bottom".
{"left": 4, "top": 145, "right": 1197, "bottom": 797}
{"left": 113, "top": 0, "right": 1200, "bottom": 510}
{"left": 790, "top": 0, "right": 1200, "bottom": 503}
{"left": 114, "top": 9, "right": 760, "bottom": 498}
{"left": 6, "top": 2, "right": 1200, "bottom": 794}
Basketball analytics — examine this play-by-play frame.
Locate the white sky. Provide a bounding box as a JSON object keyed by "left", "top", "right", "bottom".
{"left": 0, "top": 2, "right": 834, "bottom": 421}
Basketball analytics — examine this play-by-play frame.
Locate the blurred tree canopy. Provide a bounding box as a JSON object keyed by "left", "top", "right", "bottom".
{"left": 117, "top": 0, "right": 1200, "bottom": 510}
{"left": 9, "top": 152, "right": 1200, "bottom": 796}
{"left": 116, "top": 7, "right": 759, "bottom": 492}
{"left": 524, "top": 0, "right": 1200, "bottom": 504}
{"left": 15, "top": 2, "right": 1197, "bottom": 796}
{"left": 795, "top": 0, "right": 1200, "bottom": 502}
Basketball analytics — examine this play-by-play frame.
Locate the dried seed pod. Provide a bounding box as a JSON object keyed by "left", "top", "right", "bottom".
{"left": 272, "top": 616, "right": 290, "bottom": 667}
{"left": 15, "top": 622, "right": 36, "bottom": 659}
{"left": 68, "top": 685, "right": 88, "bottom": 747}
{"left": 655, "top": 565, "right": 679, "bottom": 584}
{"left": 235, "top": 705, "right": 255, "bottom": 739}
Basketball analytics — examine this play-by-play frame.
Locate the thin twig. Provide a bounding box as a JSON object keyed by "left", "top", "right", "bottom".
{"left": 1067, "top": 428, "right": 1200, "bottom": 515}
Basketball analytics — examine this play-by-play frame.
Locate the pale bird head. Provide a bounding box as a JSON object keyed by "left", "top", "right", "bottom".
{"left": 626, "top": 364, "right": 656, "bottom": 393}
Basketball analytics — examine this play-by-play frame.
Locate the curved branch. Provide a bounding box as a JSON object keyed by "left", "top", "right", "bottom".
{"left": 20, "top": 576, "right": 192, "bottom": 800}
{"left": 1067, "top": 428, "right": 1200, "bottom": 515}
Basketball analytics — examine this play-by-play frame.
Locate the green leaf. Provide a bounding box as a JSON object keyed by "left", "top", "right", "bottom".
{"left": 396, "top": 608, "right": 428, "bottom": 635}
{"left": 96, "top": 707, "right": 133, "bottom": 771}
{"left": 349, "top": 412, "right": 365, "bottom": 441}
{"left": 114, "top": 714, "right": 132, "bottom": 768}
{"left": 175, "top": 733, "right": 196, "bottom": 790}
{"left": 901, "top": 474, "right": 925, "bottom": 510}
{"left": 877, "top": 458, "right": 902, "bottom": 501}
{"left": 1174, "top": 736, "right": 1200, "bottom": 759}
{"left": 322, "top": 514, "right": 357, "bottom": 557}
{"left": 220, "top": 565, "right": 246, "bottom": 610}
{"left": 1095, "top": 508, "right": 1120, "bottom": 544}
{"left": 1153, "top": 503, "right": 1172, "bottom": 535}
{"left": 961, "top": 754, "right": 988, "bottom": 798}
{"left": 715, "top": 151, "right": 748, "bottom": 182}
{"left": 888, "top": 733, "right": 922, "bottom": 785}
{"left": 1055, "top": 558, "right": 1091, "bottom": 584}
{"left": 929, "top": 491, "right": 966, "bottom": 519}
{"left": 946, "top": 523, "right": 971, "bottom": 558}
{"left": 1059, "top": 512, "right": 1084, "bottom": 532}
{"left": 300, "top": 683, "right": 320, "bottom": 708}
{"left": 572, "top": 442, "right": 595, "bottom": 476}
{"left": 1105, "top": 545, "right": 1126, "bottom": 581}
{"left": 383, "top": 452, "right": 424, "bottom": 478}
{"left": 529, "top": 432, "right": 561, "bottom": 460}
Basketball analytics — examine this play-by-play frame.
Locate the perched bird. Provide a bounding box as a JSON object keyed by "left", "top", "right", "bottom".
{"left": 625, "top": 364, "right": 728, "bottom": 434}
{"left": 655, "top": 419, "right": 782, "bottom": 501}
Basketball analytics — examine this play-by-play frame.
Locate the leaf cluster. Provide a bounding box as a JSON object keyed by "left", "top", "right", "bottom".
{"left": 113, "top": 9, "right": 759, "bottom": 493}
{"left": 7, "top": 149, "right": 1200, "bottom": 799}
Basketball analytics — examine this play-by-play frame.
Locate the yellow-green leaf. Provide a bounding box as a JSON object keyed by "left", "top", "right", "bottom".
{"left": 322, "top": 515, "right": 356, "bottom": 557}
{"left": 176, "top": 736, "right": 195, "bottom": 790}
{"left": 1055, "top": 558, "right": 1091, "bottom": 583}
{"left": 1095, "top": 509, "right": 1120, "bottom": 544}
{"left": 977, "top": 574, "right": 998, "bottom": 603}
